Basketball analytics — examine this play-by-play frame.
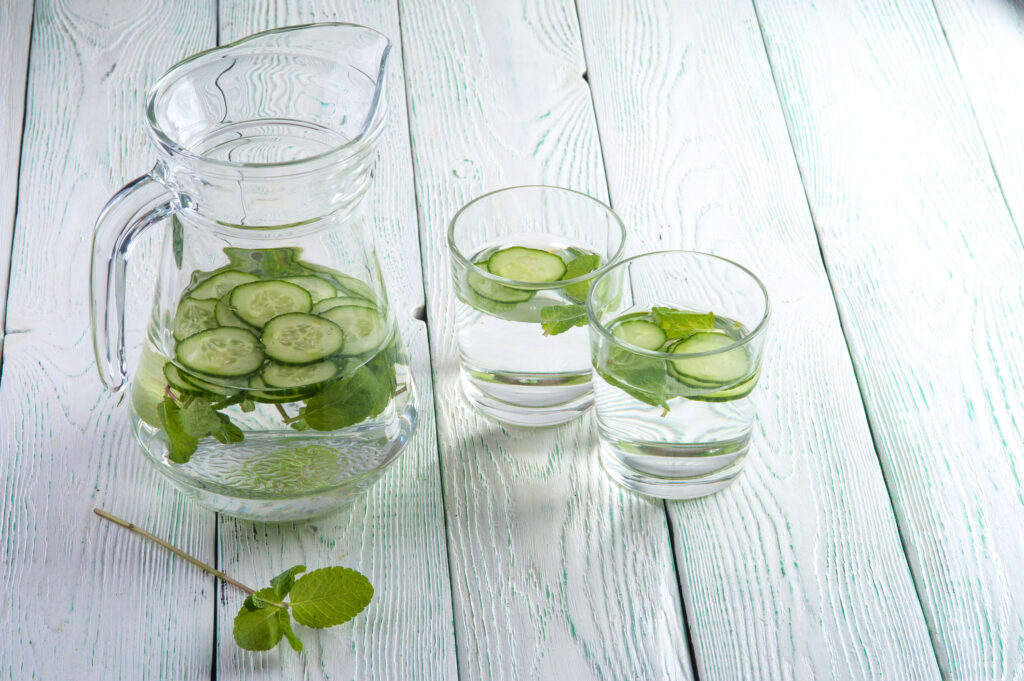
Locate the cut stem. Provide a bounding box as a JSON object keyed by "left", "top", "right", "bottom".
{"left": 93, "top": 508, "right": 257, "bottom": 596}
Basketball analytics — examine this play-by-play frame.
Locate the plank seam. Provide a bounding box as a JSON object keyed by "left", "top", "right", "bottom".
{"left": 747, "top": 0, "right": 948, "bottom": 677}
{"left": 663, "top": 501, "right": 703, "bottom": 681}
{"left": 0, "top": 0, "right": 36, "bottom": 384}
{"left": 393, "top": 1, "right": 461, "bottom": 677}
{"left": 928, "top": 0, "right": 1024, "bottom": 250}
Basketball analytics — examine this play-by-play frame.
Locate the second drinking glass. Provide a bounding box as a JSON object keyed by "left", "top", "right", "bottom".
{"left": 448, "top": 186, "right": 626, "bottom": 426}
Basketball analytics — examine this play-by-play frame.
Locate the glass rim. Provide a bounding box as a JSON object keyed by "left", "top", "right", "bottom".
{"left": 145, "top": 22, "right": 391, "bottom": 173}
{"left": 585, "top": 249, "right": 771, "bottom": 359}
{"left": 446, "top": 185, "right": 628, "bottom": 290}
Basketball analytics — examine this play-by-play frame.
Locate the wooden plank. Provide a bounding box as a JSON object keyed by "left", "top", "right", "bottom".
{"left": 753, "top": 0, "right": 1024, "bottom": 678}
{"left": 576, "top": 0, "right": 941, "bottom": 678}
{"left": 932, "top": 0, "right": 1024, "bottom": 235}
{"left": 0, "top": 0, "right": 32, "bottom": 357}
{"left": 398, "top": 0, "right": 694, "bottom": 678}
{"left": 0, "top": 2, "right": 218, "bottom": 679}
{"left": 214, "top": 3, "right": 456, "bottom": 679}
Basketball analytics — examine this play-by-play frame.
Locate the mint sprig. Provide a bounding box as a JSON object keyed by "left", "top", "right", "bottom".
{"left": 560, "top": 253, "right": 601, "bottom": 303}
{"left": 93, "top": 509, "right": 374, "bottom": 653}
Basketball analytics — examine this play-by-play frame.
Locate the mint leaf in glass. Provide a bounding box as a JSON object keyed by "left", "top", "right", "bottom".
{"left": 158, "top": 396, "right": 244, "bottom": 463}
{"left": 289, "top": 566, "right": 375, "bottom": 628}
{"left": 651, "top": 307, "right": 714, "bottom": 340}
{"left": 560, "top": 253, "right": 601, "bottom": 303}
{"left": 301, "top": 366, "right": 390, "bottom": 431}
{"left": 540, "top": 304, "right": 588, "bottom": 336}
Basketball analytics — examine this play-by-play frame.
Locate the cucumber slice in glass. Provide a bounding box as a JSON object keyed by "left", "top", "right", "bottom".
{"left": 189, "top": 270, "right": 259, "bottom": 300}
{"left": 668, "top": 331, "right": 749, "bottom": 387}
{"left": 175, "top": 327, "right": 265, "bottom": 377}
{"left": 313, "top": 297, "right": 378, "bottom": 314}
{"left": 281, "top": 275, "right": 338, "bottom": 304}
{"left": 173, "top": 297, "right": 218, "bottom": 341}
{"left": 247, "top": 375, "right": 302, "bottom": 403}
{"left": 261, "top": 312, "right": 345, "bottom": 364}
{"left": 261, "top": 360, "right": 338, "bottom": 389}
{"left": 688, "top": 369, "right": 760, "bottom": 402}
{"left": 229, "top": 280, "right": 312, "bottom": 328}
{"left": 467, "top": 260, "right": 534, "bottom": 304}
{"left": 319, "top": 305, "right": 389, "bottom": 356}
{"left": 215, "top": 294, "right": 256, "bottom": 330}
{"left": 332, "top": 273, "right": 377, "bottom": 301}
{"left": 163, "top": 362, "right": 205, "bottom": 395}
{"left": 487, "top": 246, "right": 567, "bottom": 282}
{"left": 612, "top": 319, "right": 667, "bottom": 350}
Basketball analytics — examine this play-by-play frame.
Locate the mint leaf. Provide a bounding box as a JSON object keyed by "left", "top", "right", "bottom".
{"left": 541, "top": 304, "right": 588, "bottom": 336}
{"left": 248, "top": 587, "right": 283, "bottom": 610}
{"left": 270, "top": 565, "right": 306, "bottom": 600}
{"left": 289, "top": 566, "right": 374, "bottom": 628}
{"left": 158, "top": 398, "right": 199, "bottom": 463}
{"left": 561, "top": 254, "right": 601, "bottom": 303}
{"left": 233, "top": 600, "right": 286, "bottom": 651}
{"left": 652, "top": 307, "right": 714, "bottom": 340}
{"left": 599, "top": 347, "right": 673, "bottom": 411}
{"left": 157, "top": 396, "right": 243, "bottom": 463}
{"left": 172, "top": 216, "right": 184, "bottom": 269}
{"left": 302, "top": 366, "right": 390, "bottom": 432}
{"left": 278, "top": 610, "right": 303, "bottom": 651}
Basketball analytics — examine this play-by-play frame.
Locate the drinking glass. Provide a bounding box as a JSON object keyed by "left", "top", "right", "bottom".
{"left": 586, "top": 251, "right": 769, "bottom": 498}
{"left": 448, "top": 186, "right": 626, "bottom": 426}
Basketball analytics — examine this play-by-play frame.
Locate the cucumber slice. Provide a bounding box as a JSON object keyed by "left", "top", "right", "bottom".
{"left": 612, "top": 319, "right": 667, "bottom": 351}
{"left": 668, "top": 332, "right": 749, "bottom": 387}
{"left": 487, "top": 247, "right": 567, "bottom": 282}
{"left": 189, "top": 270, "right": 259, "bottom": 300}
{"left": 313, "top": 297, "right": 378, "bottom": 314}
{"left": 163, "top": 362, "right": 205, "bottom": 395}
{"left": 173, "top": 297, "right": 218, "bottom": 341}
{"left": 247, "top": 375, "right": 303, "bottom": 404}
{"left": 466, "top": 260, "right": 534, "bottom": 303}
{"left": 261, "top": 313, "right": 345, "bottom": 364}
{"left": 229, "top": 280, "right": 312, "bottom": 328}
{"left": 262, "top": 360, "right": 337, "bottom": 389}
{"left": 175, "top": 327, "right": 265, "bottom": 377}
{"left": 332, "top": 273, "right": 377, "bottom": 301}
{"left": 281, "top": 276, "right": 338, "bottom": 304}
{"left": 215, "top": 294, "right": 256, "bottom": 330}
{"left": 688, "top": 369, "right": 760, "bottom": 402}
{"left": 164, "top": 363, "right": 237, "bottom": 397}
{"left": 319, "top": 305, "right": 389, "bottom": 356}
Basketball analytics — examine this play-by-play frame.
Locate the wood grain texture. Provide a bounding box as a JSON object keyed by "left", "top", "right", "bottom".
{"left": 0, "top": 1, "right": 218, "bottom": 679}
{"left": 932, "top": 0, "right": 1024, "bottom": 237}
{"left": 215, "top": 2, "right": 456, "bottom": 679}
{"left": 0, "top": 0, "right": 33, "bottom": 357}
{"left": 398, "top": 0, "right": 693, "bottom": 678}
{"left": 754, "top": 0, "right": 1024, "bottom": 678}
{"left": 577, "top": 1, "right": 941, "bottom": 679}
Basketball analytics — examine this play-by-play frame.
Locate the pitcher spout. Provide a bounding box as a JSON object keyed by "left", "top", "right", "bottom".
{"left": 143, "top": 23, "right": 392, "bottom": 228}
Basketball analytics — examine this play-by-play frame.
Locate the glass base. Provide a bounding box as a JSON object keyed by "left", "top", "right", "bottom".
{"left": 460, "top": 371, "right": 593, "bottom": 427}
{"left": 133, "top": 405, "right": 418, "bottom": 522}
{"left": 599, "top": 437, "right": 748, "bottom": 500}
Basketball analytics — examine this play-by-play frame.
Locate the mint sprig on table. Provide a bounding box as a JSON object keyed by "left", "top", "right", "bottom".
{"left": 93, "top": 508, "right": 373, "bottom": 652}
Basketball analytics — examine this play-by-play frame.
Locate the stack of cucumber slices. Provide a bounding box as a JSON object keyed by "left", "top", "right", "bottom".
{"left": 607, "top": 307, "right": 759, "bottom": 403}
{"left": 166, "top": 265, "right": 390, "bottom": 402}
{"left": 464, "top": 246, "right": 601, "bottom": 311}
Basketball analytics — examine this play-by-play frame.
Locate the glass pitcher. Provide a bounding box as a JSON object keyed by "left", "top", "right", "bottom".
{"left": 90, "top": 24, "right": 417, "bottom": 521}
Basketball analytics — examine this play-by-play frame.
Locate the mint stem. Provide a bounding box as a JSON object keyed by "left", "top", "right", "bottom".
{"left": 274, "top": 403, "right": 293, "bottom": 423}
{"left": 93, "top": 508, "right": 257, "bottom": 597}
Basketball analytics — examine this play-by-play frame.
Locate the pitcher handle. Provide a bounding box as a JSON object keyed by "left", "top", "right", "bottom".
{"left": 90, "top": 171, "right": 178, "bottom": 393}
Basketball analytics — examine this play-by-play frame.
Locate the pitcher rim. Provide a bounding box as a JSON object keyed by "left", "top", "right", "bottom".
{"left": 145, "top": 22, "right": 391, "bottom": 172}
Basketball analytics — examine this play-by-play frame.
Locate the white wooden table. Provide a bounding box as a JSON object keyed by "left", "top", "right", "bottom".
{"left": 2, "top": 0, "right": 1024, "bottom": 679}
